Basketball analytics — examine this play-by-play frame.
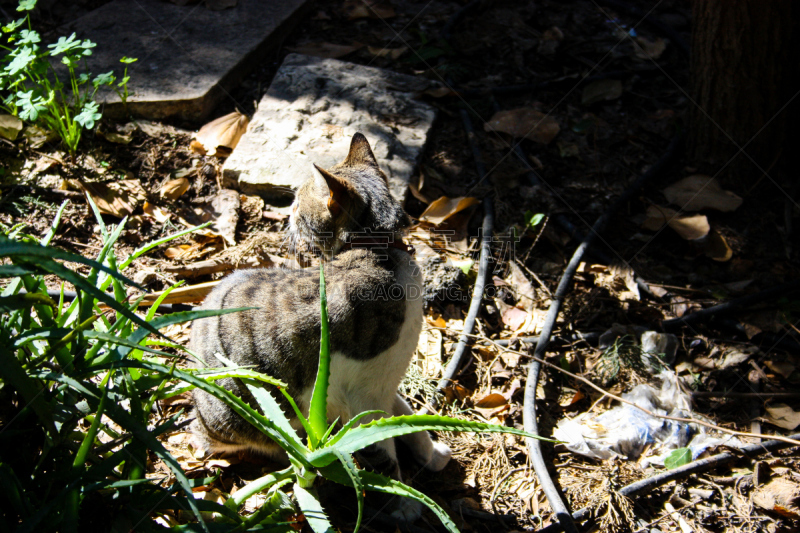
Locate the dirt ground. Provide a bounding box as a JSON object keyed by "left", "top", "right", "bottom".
{"left": 2, "top": 1, "right": 800, "bottom": 532}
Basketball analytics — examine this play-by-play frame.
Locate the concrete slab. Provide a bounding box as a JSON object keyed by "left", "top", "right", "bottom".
{"left": 60, "top": 0, "right": 309, "bottom": 121}
{"left": 222, "top": 53, "right": 439, "bottom": 204}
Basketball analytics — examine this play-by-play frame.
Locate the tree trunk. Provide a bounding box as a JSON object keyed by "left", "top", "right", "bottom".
{"left": 689, "top": 0, "right": 798, "bottom": 189}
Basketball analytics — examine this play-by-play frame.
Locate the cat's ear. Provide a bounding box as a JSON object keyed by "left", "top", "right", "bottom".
{"left": 344, "top": 132, "right": 378, "bottom": 167}
{"left": 314, "top": 164, "right": 349, "bottom": 217}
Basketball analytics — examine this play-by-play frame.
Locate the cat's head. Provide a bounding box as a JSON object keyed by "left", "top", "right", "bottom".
{"left": 289, "top": 133, "right": 410, "bottom": 259}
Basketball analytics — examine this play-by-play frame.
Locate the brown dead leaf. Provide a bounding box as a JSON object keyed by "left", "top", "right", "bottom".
{"left": 423, "top": 86, "right": 454, "bottom": 98}
{"left": 663, "top": 175, "right": 743, "bottom": 212}
{"left": 165, "top": 245, "right": 191, "bottom": 260}
{"left": 581, "top": 79, "right": 623, "bottom": 105}
{"left": 506, "top": 261, "right": 536, "bottom": 311}
{"left": 475, "top": 393, "right": 507, "bottom": 409}
{"left": 342, "top": 0, "right": 394, "bottom": 19}
{"left": 367, "top": 45, "right": 406, "bottom": 59}
{"left": 419, "top": 196, "right": 479, "bottom": 226}
{"left": 634, "top": 36, "right": 667, "bottom": 59}
{"left": 752, "top": 478, "right": 800, "bottom": 519}
{"left": 484, "top": 108, "right": 560, "bottom": 145}
{"left": 497, "top": 299, "right": 528, "bottom": 332}
{"left": 0, "top": 114, "right": 24, "bottom": 141}
{"left": 288, "top": 41, "right": 363, "bottom": 59}
{"left": 80, "top": 179, "right": 147, "bottom": 218}
{"left": 642, "top": 205, "right": 710, "bottom": 240}
{"left": 160, "top": 177, "right": 190, "bottom": 201}
{"left": 416, "top": 328, "right": 443, "bottom": 377}
{"left": 705, "top": 228, "right": 733, "bottom": 262}
{"left": 765, "top": 403, "right": 800, "bottom": 430}
{"left": 192, "top": 110, "right": 249, "bottom": 157}
{"left": 143, "top": 201, "right": 171, "bottom": 223}
{"left": 204, "top": 189, "right": 240, "bottom": 246}
{"left": 764, "top": 360, "right": 796, "bottom": 379}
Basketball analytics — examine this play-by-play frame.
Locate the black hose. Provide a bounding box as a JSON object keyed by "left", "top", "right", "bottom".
{"left": 662, "top": 280, "right": 800, "bottom": 331}
{"left": 522, "top": 133, "right": 683, "bottom": 533}
{"left": 437, "top": 107, "right": 494, "bottom": 392}
{"left": 538, "top": 431, "right": 800, "bottom": 531}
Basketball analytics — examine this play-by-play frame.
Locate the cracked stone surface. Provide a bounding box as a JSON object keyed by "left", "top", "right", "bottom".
{"left": 222, "top": 53, "right": 440, "bottom": 204}
{"left": 60, "top": 0, "right": 309, "bottom": 121}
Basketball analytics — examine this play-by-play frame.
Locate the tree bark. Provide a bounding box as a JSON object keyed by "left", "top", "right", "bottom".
{"left": 689, "top": 0, "right": 798, "bottom": 188}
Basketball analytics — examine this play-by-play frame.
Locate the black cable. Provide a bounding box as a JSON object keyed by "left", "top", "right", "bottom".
{"left": 437, "top": 107, "right": 494, "bottom": 392}
{"left": 662, "top": 280, "right": 800, "bottom": 331}
{"left": 537, "top": 431, "right": 800, "bottom": 532}
{"left": 522, "top": 133, "right": 682, "bottom": 533}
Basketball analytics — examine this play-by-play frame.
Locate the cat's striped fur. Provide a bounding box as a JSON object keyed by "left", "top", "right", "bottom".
{"left": 190, "top": 133, "right": 450, "bottom": 520}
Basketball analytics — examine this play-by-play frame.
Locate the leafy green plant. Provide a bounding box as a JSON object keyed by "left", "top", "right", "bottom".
{"left": 0, "top": 0, "right": 136, "bottom": 154}
{"left": 664, "top": 447, "right": 692, "bottom": 469}
{"left": 0, "top": 199, "right": 249, "bottom": 531}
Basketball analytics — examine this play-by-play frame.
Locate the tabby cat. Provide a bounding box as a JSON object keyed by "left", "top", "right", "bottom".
{"left": 190, "top": 133, "right": 451, "bottom": 520}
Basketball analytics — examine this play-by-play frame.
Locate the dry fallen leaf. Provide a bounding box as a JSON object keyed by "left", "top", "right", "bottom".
{"left": 765, "top": 403, "right": 800, "bottom": 430}
{"left": 204, "top": 189, "right": 240, "bottom": 246}
{"left": 342, "top": 0, "right": 395, "bottom": 19}
{"left": 497, "top": 299, "right": 529, "bottom": 332}
{"left": 506, "top": 261, "right": 536, "bottom": 311}
{"left": 475, "top": 393, "right": 507, "bottom": 409}
{"left": 484, "top": 108, "right": 560, "bottom": 145}
{"left": 367, "top": 45, "right": 407, "bottom": 59}
{"left": 634, "top": 36, "right": 667, "bottom": 59}
{"left": 764, "top": 360, "right": 796, "bottom": 380}
{"left": 192, "top": 110, "right": 249, "bottom": 157}
{"left": 662, "top": 175, "right": 743, "bottom": 212}
{"left": 165, "top": 244, "right": 192, "bottom": 260}
{"left": 80, "top": 179, "right": 147, "bottom": 218}
{"left": 419, "top": 196, "right": 479, "bottom": 226}
{"left": 0, "top": 114, "right": 23, "bottom": 141}
{"left": 704, "top": 228, "right": 733, "bottom": 262}
{"left": 581, "top": 79, "right": 623, "bottom": 105}
{"left": 752, "top": 478, "right": 800, "bottom": 519}
{"left": 416, "top": 328, "right": 443, "bottom": 377}
{"left": 642, "top": 205, "right": 710, "bottom": 240}
{"left": 287, "top": 41, "right": 363, "bottom": 59}
{"left": 143, "top": 201, "right": 171, "bottom": 223}
{"left": 160, "top": 177, "right": 190, "bottom": 201}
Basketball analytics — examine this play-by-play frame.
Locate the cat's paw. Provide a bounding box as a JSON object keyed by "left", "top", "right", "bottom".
{"left": 390, "top": 497, "right": 424, "bottom": 522}
{"left": 425, "top": 441, "right": 451, "bottom": 472}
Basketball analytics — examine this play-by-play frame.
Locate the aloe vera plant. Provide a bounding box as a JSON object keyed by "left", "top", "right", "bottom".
{"left": 160, "top": 262, "right": 551, "bottom": 533}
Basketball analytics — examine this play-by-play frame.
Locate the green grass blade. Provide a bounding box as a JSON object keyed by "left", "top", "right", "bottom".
{"left": 0, "top": 240, "right": 142, "bottom": 289}
{"left": 92, "top": 307, "right": 254, "bottom": 365}
{"left": 310, "top": 415, "right": 552, "bottom": 467}
{"left": 308, "top": 263, "right": 330, "bottom": 446}
{"left": 333, "top": 450, "right": 364, "bottom": 533}
{"left": 98, "top": 360, "right": 311, "bottom": 466}
{"left": 13, "top": 255, "right": 161, "bottom": 339}
{"left": 0, "top": 349, "right": 56, "bottom": 436}
{"left": 293, "top": 484, "right": 335, "bottom": 533}
{"left": 39, "top": 200, "right": 69, "bottom": 247}
{"left": 120, "top": 222, "right": 211, "bottom": 269}
{"left": 31, "top": 371, "right": 210, "bottom": 532}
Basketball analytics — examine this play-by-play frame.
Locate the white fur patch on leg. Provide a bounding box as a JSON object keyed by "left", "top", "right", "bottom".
{"left": 425, "top": 441, "right": 451, "bottom": 472}
{"left": 390, "top": 497, "right": 424, "bottom": 522}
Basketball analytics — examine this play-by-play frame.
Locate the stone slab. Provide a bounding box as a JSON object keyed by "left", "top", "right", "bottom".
{"left": 222, "top": 53, "right": 439, "bottom": 204}
{"left": 60, "top": 0, "right": 309, "bottom": 121}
